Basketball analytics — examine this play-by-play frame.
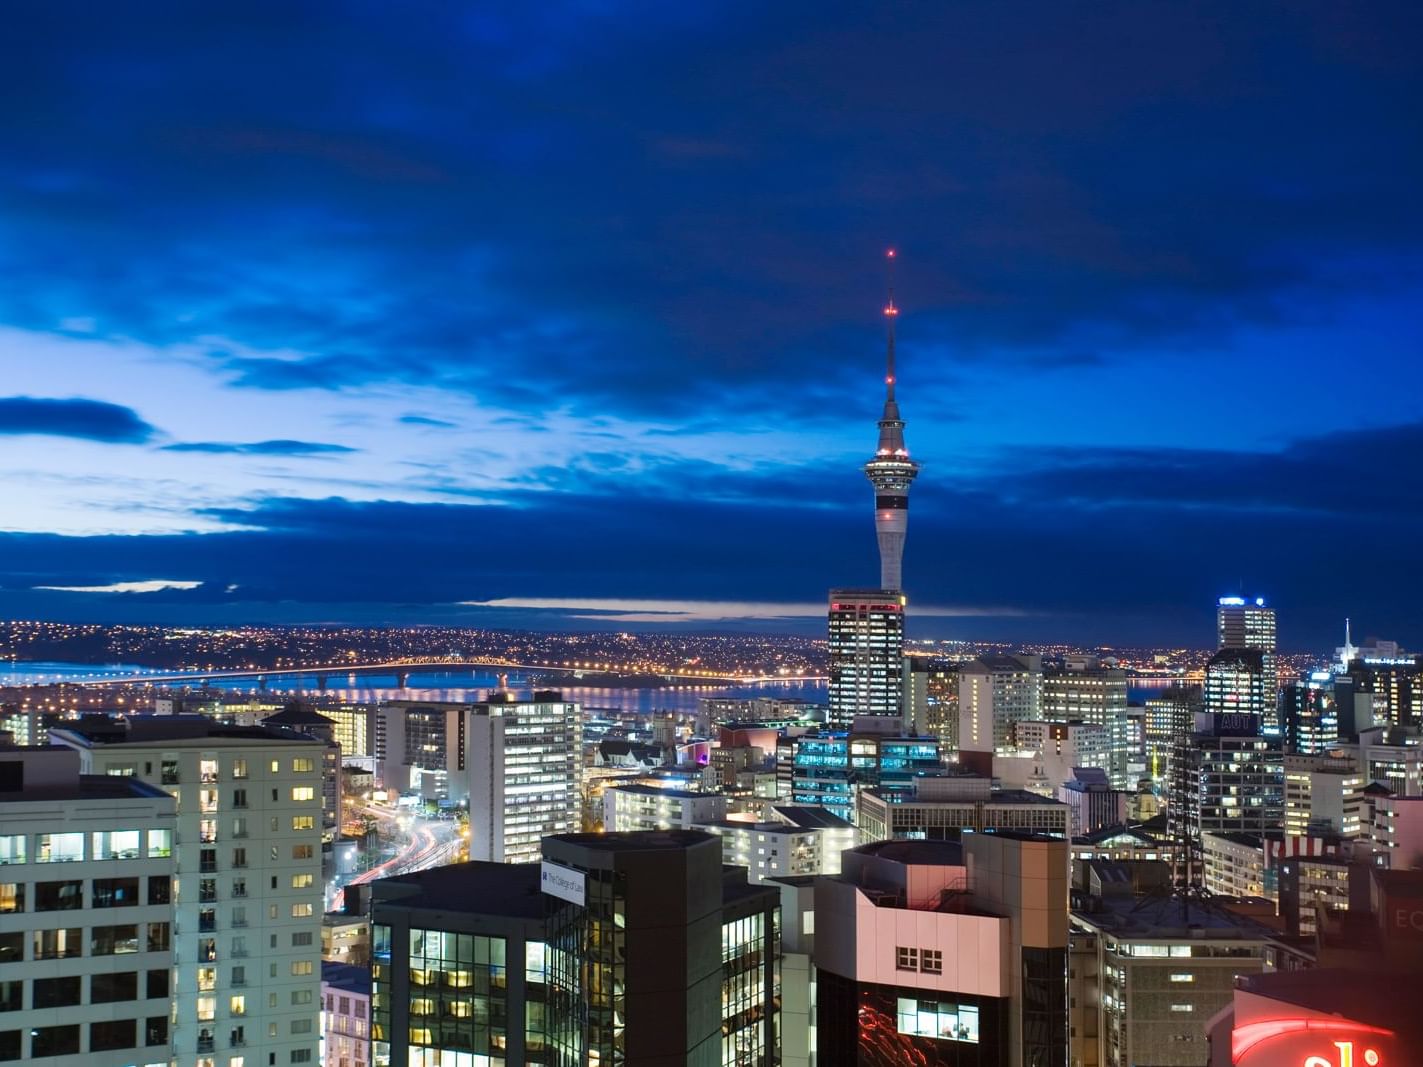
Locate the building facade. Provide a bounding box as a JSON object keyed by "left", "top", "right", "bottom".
{"left": 52, "top": 718, "right": 326, "bottom": 1067}
{"left": 827, "top": 590, "right": 906, "bottom": 726}
{"left": 0, "top": 747, "right": 177, "bottom": 1067}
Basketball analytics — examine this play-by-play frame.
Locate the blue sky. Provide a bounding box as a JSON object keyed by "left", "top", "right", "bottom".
{"left": 1, "top": 2, "right": 1420, "bottom": 647}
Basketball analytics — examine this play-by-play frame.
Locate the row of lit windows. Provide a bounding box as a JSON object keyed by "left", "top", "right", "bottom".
{"left": 0, "top": 829, "right": 171, "bottom": 865}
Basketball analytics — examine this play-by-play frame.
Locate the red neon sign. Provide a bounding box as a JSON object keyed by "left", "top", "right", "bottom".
{"left": 1232, "top": 1019, "right": 1395, "bottom": 1066}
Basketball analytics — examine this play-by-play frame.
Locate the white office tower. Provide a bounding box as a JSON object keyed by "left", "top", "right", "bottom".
{"left": 51, "top": 718, "right": 325, "bottom": 1067}
{"left": 1042, "top": 659, "right": 1131, "bottom": 788}
{"left": 1283, "top": 754, "right": 1367, "bottom": 838}
{"left": 466, "top": 691, "right": 582, "bottom": 864}
{"left": 827, "top": 589, "right": 907, "bottom": 726}
{"left": 956, "top": 654, "right": 1043, "bottom": 775}
{"left": 0, "top": 747, "right": 176, "bottom": 1067}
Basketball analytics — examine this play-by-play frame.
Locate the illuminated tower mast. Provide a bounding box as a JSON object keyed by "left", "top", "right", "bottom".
{"left": 864, "top": 248, "right": 920, "bottom": 592}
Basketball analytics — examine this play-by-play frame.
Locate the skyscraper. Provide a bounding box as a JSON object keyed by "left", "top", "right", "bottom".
{"left": 863, "top": 248, "right": 919, "bottom": 593}
{"left": 827, "top": 589, "right": 907, "bottom": 725}
{"left": 1216, "top": 595, "right": 1279, "bottom": 731}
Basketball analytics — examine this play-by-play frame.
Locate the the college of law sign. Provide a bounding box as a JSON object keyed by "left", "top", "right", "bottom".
{"left": 1232, "top": 1018, "right": 1398, "bottom": 1066}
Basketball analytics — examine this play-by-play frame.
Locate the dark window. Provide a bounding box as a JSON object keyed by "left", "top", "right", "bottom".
{"left": 33, "top": 928, "right": 81, "bottom": 960}
{"left": 147, "top": 923, "right": 171, "bottom": 953}
{"left": 147, "top": 876, "right": 170, "bottom": 906}
{"left": 30, "top": 1024, "right": 80, "bottom": 1058}
{"left": 145, "top": 1016, "right": 168, "bottom": 1046}
{"left": 91, "top": 924, "right": 139, "bottom": 956}
{"left": 0, "top": 983, "right": 18, "bottom": 1012}
{"left": 146, "top": 969, "right": 169, "bottom": 999}
{"left": 90, "top": 1019, "right": 136, "bottom": 1052}
{"left": 32, "top": 976, "right": 81, "bottom": 1009}
{"left": 0, "top": 1031, "right": 17, "bottom": 1061}
{"left": 92, "top": 877, "right": 140, "bottom": 908}
{"left": 91, "top": 971, "right": 138, "bottom": 1004}
{"left": 34, "top": 881, "right": 82, "bottom": 911}
{"left": 0, "top": 934, "right": 19, "bottom": 963}
{"left": 0, "top": 762, "right": 21, "bottom": 791}
{"left": 160, "top": 760, "right": 179, "bottom": 785}
{"left": 200, "top": 849, "right": 217, "bottom": 873}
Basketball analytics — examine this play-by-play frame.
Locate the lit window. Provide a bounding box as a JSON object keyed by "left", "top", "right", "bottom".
{"left": 290, "top": 787, "right": 315, "bottom": 802}
{"left": 1169, "top": 973, "right": 1195, "bottom": 983}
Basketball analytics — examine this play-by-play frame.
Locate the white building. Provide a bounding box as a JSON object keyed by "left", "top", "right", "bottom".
{"left": 52, "top": 718, "right": 326, "bottom": 1067}
{"left": 1041, "top": 661, "right": 1132, "bottom": 788}
{"left": 1200, "top": 832, "right": 1269, "bottom": 899}
{"left": 0, "top": 746, "right": 176, "bottom": 1067}
{"left": 320, "top": 961, "right": 370, "bottom": 1067}
{"left": 827, "top": 589, "right": 906, "bottom": 726}
{"left": 1283, "top": 754, "right": 1366, "bottom": 838}
{"left": 465, "top": 692, "right": 582, "bottom": 864}
{"left": 603, "top": 784, "right": 728, "bottom": 832}
{"left": 695, "top": 805, "right": 857, "bottom": 883}
{"left": 958, "top": 655, "right": 1042, "bottom": 768}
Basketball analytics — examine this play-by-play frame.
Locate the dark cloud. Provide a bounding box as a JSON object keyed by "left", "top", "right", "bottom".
{"left": 2, "top": 416, "right": 1420, "bottom": 645}
{"left": 161, "top": 439, "right": 357, "bottom": 456}
{"left": 0, "top": 3, "right": 1417, "bottom": 419}
{"left": 0, "top": 396, "right": 156, "bottom": 443}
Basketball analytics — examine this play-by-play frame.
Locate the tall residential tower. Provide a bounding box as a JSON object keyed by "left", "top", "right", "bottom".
{"left": 863, "top": 248, "right": 919, "bottom": 593}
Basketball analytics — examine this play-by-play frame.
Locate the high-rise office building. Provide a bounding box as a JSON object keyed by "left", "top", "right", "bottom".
{"left": 863, "top": 248, "right": 919, "bottom": 593}
{"left": 1144, "top": 687, "right": 1198, "bottom": 783}
{"left": 1042, "top": 660, "right": 1131, "bottom": 788}
{"left": 827, "top": 589, "right": 906, "bottom": 725}
{"left": 0, "top": 747, "right": 177, "bottom": 1067}
{"left": 465, "top": 692, "right": 582, "bottom": 865}
{"left": 1202, "top": 648, "right": 1268, "bottom": 721}
{"left": 789, "top": 720, "right": 943, "bottom": 822}
{"left": 958, "top": 655, "right": 1043, "bottom": 774}
{"left": 51, "top": 717, "right": 326, "bottom": 1067}
{"left": 1215, "top": 596, "right": 1279, "bottom": 732}
{"left": 1282, "top": 754, "right": 1366, "bottom": 838}
{"left": 370, "top": 831, "right": 781, "bottom": 1066}
{"left": 1280, "top": 672, "right": 1339, "bottom": 754}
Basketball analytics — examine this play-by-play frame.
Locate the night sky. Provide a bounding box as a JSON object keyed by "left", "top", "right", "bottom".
{"left": 2, "top": 3, "right": 1420, "bottom": 648}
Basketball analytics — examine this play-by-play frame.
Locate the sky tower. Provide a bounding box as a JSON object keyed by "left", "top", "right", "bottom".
{"left": 864, "top": 248, "right": 920, "bottom": 592}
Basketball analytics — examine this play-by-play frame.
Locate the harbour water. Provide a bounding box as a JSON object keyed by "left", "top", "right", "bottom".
{"left": 0, "top": 661, "right": 830, "bottom": 715}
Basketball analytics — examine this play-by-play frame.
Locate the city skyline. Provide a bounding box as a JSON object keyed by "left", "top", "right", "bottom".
{"left": 2, "top": 5, "right": 1422, "bottom": 645}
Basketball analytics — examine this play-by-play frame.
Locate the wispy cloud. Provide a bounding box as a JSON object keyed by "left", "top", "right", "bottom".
{"left": 34, "top": 579, "right": 203, "bottom": 594}
{"left": 161, "top": 439, "right": 357, "bottom": 456}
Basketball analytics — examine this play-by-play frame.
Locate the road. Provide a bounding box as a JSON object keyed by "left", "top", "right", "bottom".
{"left": 331, "top": 803, "right": 462, "bottom": 909}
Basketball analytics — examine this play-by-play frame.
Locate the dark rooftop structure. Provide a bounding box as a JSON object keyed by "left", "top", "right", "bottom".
{"left": 768, "top": 804, "right": 856, "bottom": 829}
{"left": 370, "top": 860, "right": 544, "bottom": 919}
{"left": 52, "top": 714, "right": 322, "bottom": 745}
{"left": 321, "top": 960, "right": 372, "bottom": 998}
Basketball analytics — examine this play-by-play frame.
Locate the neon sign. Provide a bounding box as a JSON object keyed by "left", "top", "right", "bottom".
{"left": 1232, "top": 1019, "right": 1395, "bottom": 1066}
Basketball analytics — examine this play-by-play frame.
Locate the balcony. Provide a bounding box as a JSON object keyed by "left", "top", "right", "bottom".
{"left": 196, "top": 1035, "right": 215, "bottom": 1054}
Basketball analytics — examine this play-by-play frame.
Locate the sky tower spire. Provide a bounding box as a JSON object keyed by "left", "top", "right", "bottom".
{"left": 864, "top": 248, "right": 919, "bottom": 592}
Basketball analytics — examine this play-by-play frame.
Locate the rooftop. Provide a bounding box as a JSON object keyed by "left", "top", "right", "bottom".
{"left": 768, "top": 805, "right": 856, "bottom": 830}
{"left": 321, "top": 961, "right": 372, "bottom": 997}
{"left": 1073, "top": 890, "right": 1277, "bottom": 940}
{"left": 550, "top": 830, "right": 717, "bottom": 853}
{"left": 0, "top": 772, "right": 172, "bottom": 804}
{"left": 53, "top": 715, "right": 322, "bottom": 746}
{"left": 851, "top": 838, "right": 965, "bottom": 866}
{"left": 372, "top": 861, "right": 544, "bottom": 919}
{"left": 606, "top": 783, "right": 709, "bottom": 799}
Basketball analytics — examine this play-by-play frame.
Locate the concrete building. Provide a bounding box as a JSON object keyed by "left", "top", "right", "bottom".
{"left": 1009, "top": 720, "right": 1112, "bottom": 795}
{"left": 601, "top": 783, "right": 728, "bottom": 832}
{"left": 1372, "top": 793, "right": 1423, "bottom": 868}
{"left": 1339, "top": 724, "right": 1423, "bottom": 794}
{"left": 813, "top": 833, "right": 1069, "bottom": 1067}
{"left": 696, "top": 806, "right": 857, "bottom": 883}
{"left": 857, "top": 777, "right": 1070, "bottom": 845}
{"left": 1200, "top": 832, "right": 1269, "bottom": 899}
{"left": 827, "top": 589, "right": 907, "bottom": 725}
{"left": 1282, "top": 753, "right": 1366, "bottom": 838}
{"left": 1216, "top": 596, "right": 1278, "bottom": 731}
{"left": 322, "top": 705, "right": 376, "bottom": 762}
{"left": 370, "top": 831, "right": 781, "bottom": 1066}
{"left": 51, "top": 717, "right": 326, "bottom": 1067}
{"left": 1071, "top": 870, "right": 1271, "bottom": 1067}
{"left": 321, "top": 961, "right": 371, "bottom": 1067}
{"left": 1042, "top": 662, "right": 1131, "bottom": 789}
{"left": 1058, "top": 768, "right": 1128, "bottom": 838}
{"left": 0, "top": 746, "right": 176, "bottom": 1067}
{"left": 958, "top": 655, "right": 1043, "bottom": 773}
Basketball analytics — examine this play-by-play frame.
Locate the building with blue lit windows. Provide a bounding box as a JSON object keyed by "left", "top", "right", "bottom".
{"left": 790, "top": 720, "right": 944, "bottom": 823}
